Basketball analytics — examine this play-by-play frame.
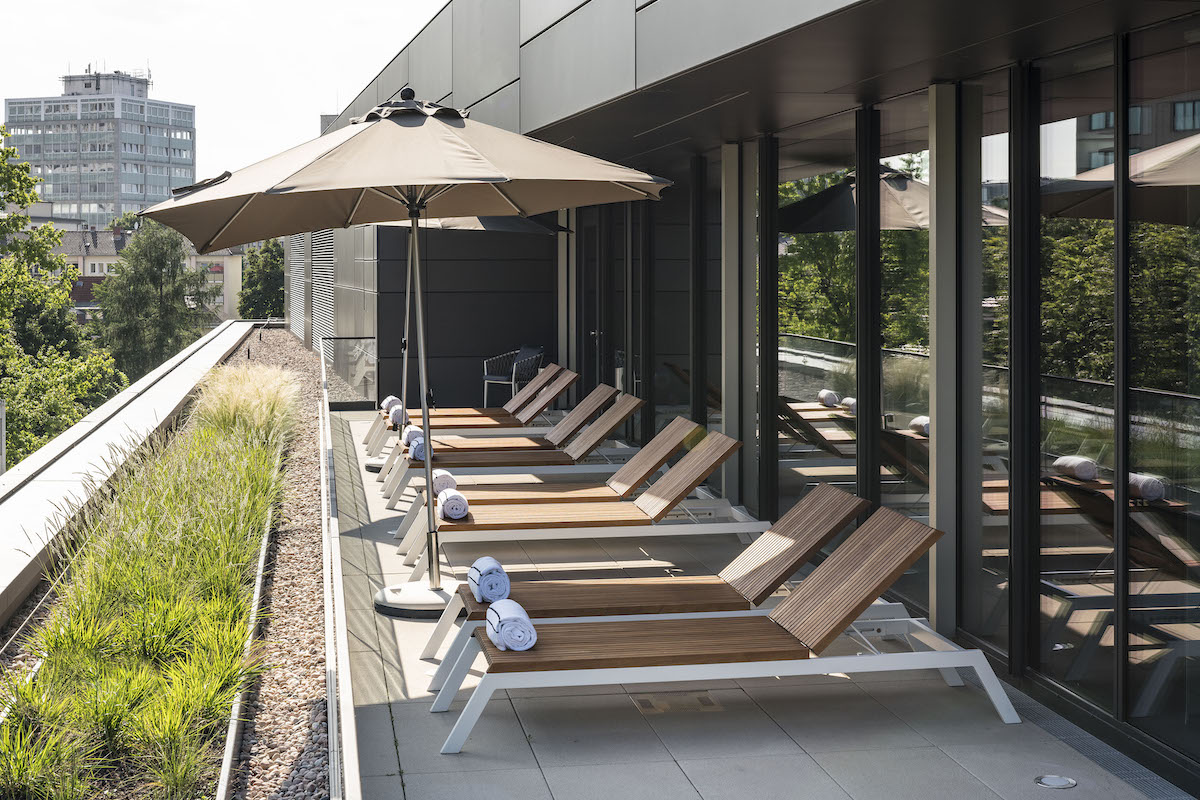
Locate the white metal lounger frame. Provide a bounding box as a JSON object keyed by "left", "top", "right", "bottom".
{"left": 399, "top": 498, "right": 769, "bottom": 577}
{"left": 364, "top": 413, "right": 556, "bottom": 457}
{"left": 431, "top": 613, "right": 1020, "bottom": 754}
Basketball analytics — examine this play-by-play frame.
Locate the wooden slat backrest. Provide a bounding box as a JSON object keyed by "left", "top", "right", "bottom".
{"left": 503, "top": 364, "right": 563, "bottom": 414}
{"left": 605, "top": 417, "right": 702, "bottom": 498}
{"left": 515, "top": 369, "right": 580, "bottom": 424}
{"left": 768, "top": 507, "right": 942, "bottom": 653}
{"left": 513, "top": 371, "right": 578, "bottom": 424}
{"left": 561, "top": 394, "right": 645, "bottom": 461}
{"left": 777, "top": 398, "right": 841, "bottom": 457}
{"left": 720, "top": 484, "right": 871, "bottom": 606}
{"left": 544, "top": 384, "right": 618, "bottom": 447}
{"left": 634, "top": 431, "right": 741, "bottom": 522}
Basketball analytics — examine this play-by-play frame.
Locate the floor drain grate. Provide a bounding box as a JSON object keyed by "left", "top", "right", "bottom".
{"left": 629, "top": 691, "right": 723, "bottom": 715}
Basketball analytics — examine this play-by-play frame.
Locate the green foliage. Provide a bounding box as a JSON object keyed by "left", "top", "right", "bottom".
{"left": 0, "top": 364, "right": 299, "bottom": 798}
{"left": 237, "top": 238, "right": 284, "bottom": 319}
{"left": 93, "top": 218, "right": 219, "bottom": 380}
{"left": 105, "top": 210, "right": 141, "bottom": 232}
{"left": 0, "top": 126, "right": 127, "bottom": 468}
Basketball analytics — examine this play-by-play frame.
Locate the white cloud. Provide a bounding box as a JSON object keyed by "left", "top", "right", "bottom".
{"left": 2, "top": 0, "right": 448, "bottom": 177}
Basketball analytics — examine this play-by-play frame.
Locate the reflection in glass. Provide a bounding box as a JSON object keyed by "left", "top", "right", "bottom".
{"left": 774, "top": 113, "right": 858, "bottom": 517}
{"left": 878, "top": 91, "right": 932, "bottom": 610}
{"left": 1036, "top": 43, "right": 1116, "bottom": 710}
{"left": 1125, "top": 22, "right": 1200, "bottom": 760}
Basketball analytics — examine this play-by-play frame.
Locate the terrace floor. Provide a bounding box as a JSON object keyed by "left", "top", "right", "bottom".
{"left": 329, "top": 410, "right": 1189, "bottom": 800}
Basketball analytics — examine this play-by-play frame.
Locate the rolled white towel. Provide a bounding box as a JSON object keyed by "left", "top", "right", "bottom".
{"left": 380, "top": 394, "right": 400, "bottom": 411}
{"left": 409, "top": 436, "right": 427, "bottom": 462}
{"left": 467, "top": 556, "right": 510, "bottom": 603}
{"left": 1053, "top": 455, "right": 1098, "bottom": 482}
{"left": 388, "top": 404, "right": 408, "bottom": 427}
{"left": 841, "top": 397, "right": 857, "bottom": 416}
{"left": 486, "top": 598, "right": 536, "bottom": 651}
{"left": 817, "top": 388, "right": 840, "bottom": 408}
{"left": 909, "top": 415, "right": 930, "bottom": 436}
{"left": 1129, "top": 473, "right": 1166, "bottom": 502}
{"left": 401, "top": 424, "right": 424, "bottom": 446}
{"left": 431, "top": 468, "right": 457, "bottom": 495}
{"left": 438, "top": 488, "right": 470, "bottom": 520}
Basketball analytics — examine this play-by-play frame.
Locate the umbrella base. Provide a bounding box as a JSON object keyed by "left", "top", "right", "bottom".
{"left": 374, "top": 580, "right": 460, "bottom": 619}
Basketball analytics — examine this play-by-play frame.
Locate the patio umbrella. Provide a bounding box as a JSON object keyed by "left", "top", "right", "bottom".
{"left": 141, "top": 88, "right": 669, "bottom": 609}
{"left": 1041, "top": 131, "right": 1200, "bottom": 226}
{"left": 778, "top": 171, "right": 1009, "bottom": 233}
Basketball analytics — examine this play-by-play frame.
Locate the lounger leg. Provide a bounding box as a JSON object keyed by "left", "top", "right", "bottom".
{"left": 382, "top": 457, "right": 410, "bottom": 499}
{"left": 384, "top": 466, "right": 414, "bottom": 509}
{"left": 421, "top": 592, "right": 464, "bottom": 660}
{"left": 431, "top": 637, "right": 481, "bottom": 712}
{"left": 429, "top": 622, "right": 479, "bottom": 692}
{"left": 367, "top": 424, "right": 389, "bottom": 457}
{"left": 965, "top": 650, "right": 1020, "bottom": 724}
{"left": 363, "top": 414, "right": 383, "bottom": 445}
{"left": 440, "top": 675, "right": 497, "bottom": 754}
{"left": 391, "top": 490, "right": 426, "bottom": 541}
{"left": 376, "top": 442, "right": 401, "bottom": 483}
{"left": 402, "top": 515, "right": 429, "bottom": 565}
{"left": 1064, "top": 611, "right": 1112, "bottom": 682}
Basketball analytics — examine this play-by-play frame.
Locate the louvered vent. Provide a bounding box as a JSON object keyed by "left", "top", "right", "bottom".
{"left": 286, "top": 234, "right": 306, "bottom": 339}
{"left": 310, "top": 229, "right": 335, "bottom": 352}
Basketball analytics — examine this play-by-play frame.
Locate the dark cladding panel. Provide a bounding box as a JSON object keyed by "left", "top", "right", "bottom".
{"left": 453, "top": 0, "right": 520, "bottom": 108}
{"left": 634, "top": 0, "right": 852, "bottom": 88}
{"left": 519, "top": 0, "right": 635, "bottom": 133}
{"left": 519, "top": 0, "right": 589, "bottom": 44}
{"left": 409, "top": 4, "right": 454, "bottom": 103}
{"left": 466, "top": 80, "right": 520, "bottom": 132}
{"left": 377, "top": 49, "right": 410, "bottom": 102}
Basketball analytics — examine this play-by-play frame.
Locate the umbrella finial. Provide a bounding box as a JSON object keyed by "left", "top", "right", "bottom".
{"left": 400, "top": 87, "right": 416, "bottom": 101}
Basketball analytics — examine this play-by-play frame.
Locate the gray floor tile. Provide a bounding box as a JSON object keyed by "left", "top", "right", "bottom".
{"left": 640, "top": 689, "right": 801, "bottom": 760}
{"left": 941, "top": 737, "right": 1150, "bottom": 800}
{"left": 813, "top": 746, "right": 1004, "bottom": 800}
{"left": 389, "top": 698, "right": 538, "bottom": 774}
{"left": 354, "top": 704, "right": 400, "bottom": 777}
{"left": 859, "top": 678, "right": 1054, "bottom": 747}
{"left": 745, "top": 681, "right": 929, "bottom": 753}
{"left": 401, "top": 767, "right": 553, "bottom": 800}
{"left": 542, "top": 762, "right": 701, "bottom": 800}
{"left": 679, "top": 753, "right": 852, "bottom": 800}
{"left": 349, "top": 649, "right": 405, "bottom": 707}
{"left": 358, "top": 775, "right": 405, "bottom": 799}
{"left": 346, "top": 608, "right": 380, "bottom": 653}
{"left": 512, "top": 693, "right": 673, "bottom": 767}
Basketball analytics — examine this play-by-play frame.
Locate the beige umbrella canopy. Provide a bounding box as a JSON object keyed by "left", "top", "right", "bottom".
{"left": 142, "top": 93, "right": 666, "bottom": 253}
{"left": 143, "top": 89, "right": 670, "bottom": 608}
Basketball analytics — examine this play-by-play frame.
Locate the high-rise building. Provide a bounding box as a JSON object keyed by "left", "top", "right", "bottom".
{"left": 4, "top": 67, "right": 195, "bottom": 229}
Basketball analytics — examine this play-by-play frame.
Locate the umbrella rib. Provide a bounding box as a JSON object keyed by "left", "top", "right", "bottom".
{"left": 422, "top": 184, "right": 454, "bottom": 206}
{"left": 612, "top": 181, "right": 653, "bottom": 199}
{"left": 369, "top": 186, "right": 412, "bottom": 213}
{"left": 345, "top": 188, "right": 367, "bottom": 227}
{"left": 490, "top": 183, "right": 526, "bottom": 216}
{"left": 201, "top": 194, "right": 254, "bottom": 253}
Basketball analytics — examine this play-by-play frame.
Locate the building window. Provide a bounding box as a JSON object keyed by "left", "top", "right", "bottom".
{"left": 1090, "top": 149, "right": 1116, "bottom": 168}
{"left": 1173, "top": 99, "right": 1200, "bottom": 131}
{"left": 122, "top": 142, "right": 145, "bottom": 154}
{"left": 1089, "top": 111, "right": 1114, "bottom": 130}
{"left": 120, "top": 183, "right": 143, "bottom": 194}
{"left": 121, "top": 101, "right": 145, "bottom": 116}
{"left": 148, "top": 145, "right": 168, "bottom": 157}
{"left": 171, "top": 148, "right": 191, "bottom": 160}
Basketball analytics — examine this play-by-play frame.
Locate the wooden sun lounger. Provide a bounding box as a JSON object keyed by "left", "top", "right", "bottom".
{"left": 379, "top": 394, "right": 645, "bottom": 506}
{"left": 777, "top": 399, "right": 856, "bottom": 459}
{"left": 432, "top": 505, "right": 1020, "bottom": 753}
{"left": 363, "top": 366, "right": 578, "bottom": 455}
{"left": 387, "top": 417, "right": 704, "bottom": 541}
{"left": 398, "top": 431, "right": 762, "bottom": 579}
{"left": 418, "top": 484, "right": 870, "bottom": 676}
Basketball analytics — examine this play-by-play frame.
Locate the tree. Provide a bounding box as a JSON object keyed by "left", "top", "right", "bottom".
{"left": 94, "top": 218, "right": 219, "bottom": 380}
{"left": 0, "top": 126, "right": 127, "bottom": 467}
{"left": 238, "top": 238, "right": 284, "bottom": 318}
{"left": 107, "top": 209, "right": 141, "bottom": 231}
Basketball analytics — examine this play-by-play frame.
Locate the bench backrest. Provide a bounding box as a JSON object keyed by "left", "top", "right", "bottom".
{"left": 634, "top": 431, "right": 740, "bottom": 522}
{"left": 720, "top": 484, "right": 871, "bottom": 606}
{"left": 515, "top": 369, "right": 580, "bottom": 423}
{"left": 605, "top": 417, "right": 703, "bottom": 498}
{"left": 503, "top": 364, "right": 563, "bottom": 414}
{"left": 768, "top": 506, "right": 942, "bottom": 653}
{"left": 561, "top": 394, "right": 645, "bottom": 462}
{"left": 544, "top": 384, "right": 618, "bottom": 447}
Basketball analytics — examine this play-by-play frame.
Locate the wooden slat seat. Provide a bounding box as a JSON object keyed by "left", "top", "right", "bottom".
{"left": 423, "top": 385, "right": 620, "bottom": 452}
{"left": 439, "top": 501, "right": 653, "bottom": 531}
{"left": 425, "top": 364, "right": 565, "bottom": 418}
{"left": 457, "top": 576, "right": 749, "bottom": 620}
{"left": 425, "top": 450, "right": 576, "bottom": 469}
{"left": 454, "top": 483, "right": 621, "bottom": 504}
{"left": 477, "top": 616, "right": 812, "bottom": 673}
{"left": 426, "top": 435, "right": 555, "bottom": 452}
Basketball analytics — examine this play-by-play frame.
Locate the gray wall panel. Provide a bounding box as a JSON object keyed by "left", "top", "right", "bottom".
{"left": 453, "top": 0, "right": 520, "bottom": 108}
{"left": 465, "top": 80, "right": 520, "bottom": 132}
{"left": 635, "top": 0, "right": 849, "bottom": 87}
{"left": 519, "top": 0, "right": 589, "bottom": 44}
{"left": 518, "top": 0, "right": 635, "bottom": 132}
{"left": 409, "top": 5, "right": 454, "bottom": 102}
{"left": 377, "top": 49, "right": 410, "bottom": 102}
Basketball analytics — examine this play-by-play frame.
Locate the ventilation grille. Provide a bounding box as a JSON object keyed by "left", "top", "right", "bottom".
{"left": 286, "top": 234, "right": 305, "bottom": 339}
{"left": 310, "top": 229, "right": 335, "bottom": 350}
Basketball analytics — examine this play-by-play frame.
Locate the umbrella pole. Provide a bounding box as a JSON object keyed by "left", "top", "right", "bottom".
{"left": 400, "top": 221, "right": 414, "bottom": 413}
{"left": 410, "top": 209, "right": 442, "bottom": 591}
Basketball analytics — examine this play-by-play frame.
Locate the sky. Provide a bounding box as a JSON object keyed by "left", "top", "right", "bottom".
{"left": 1, "top": 0, "right": 447, "bottom": 179}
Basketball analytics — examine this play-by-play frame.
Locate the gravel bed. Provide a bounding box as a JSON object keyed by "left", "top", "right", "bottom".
{"left": 230, "top": 328, "right": 331, "bottom": 800}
